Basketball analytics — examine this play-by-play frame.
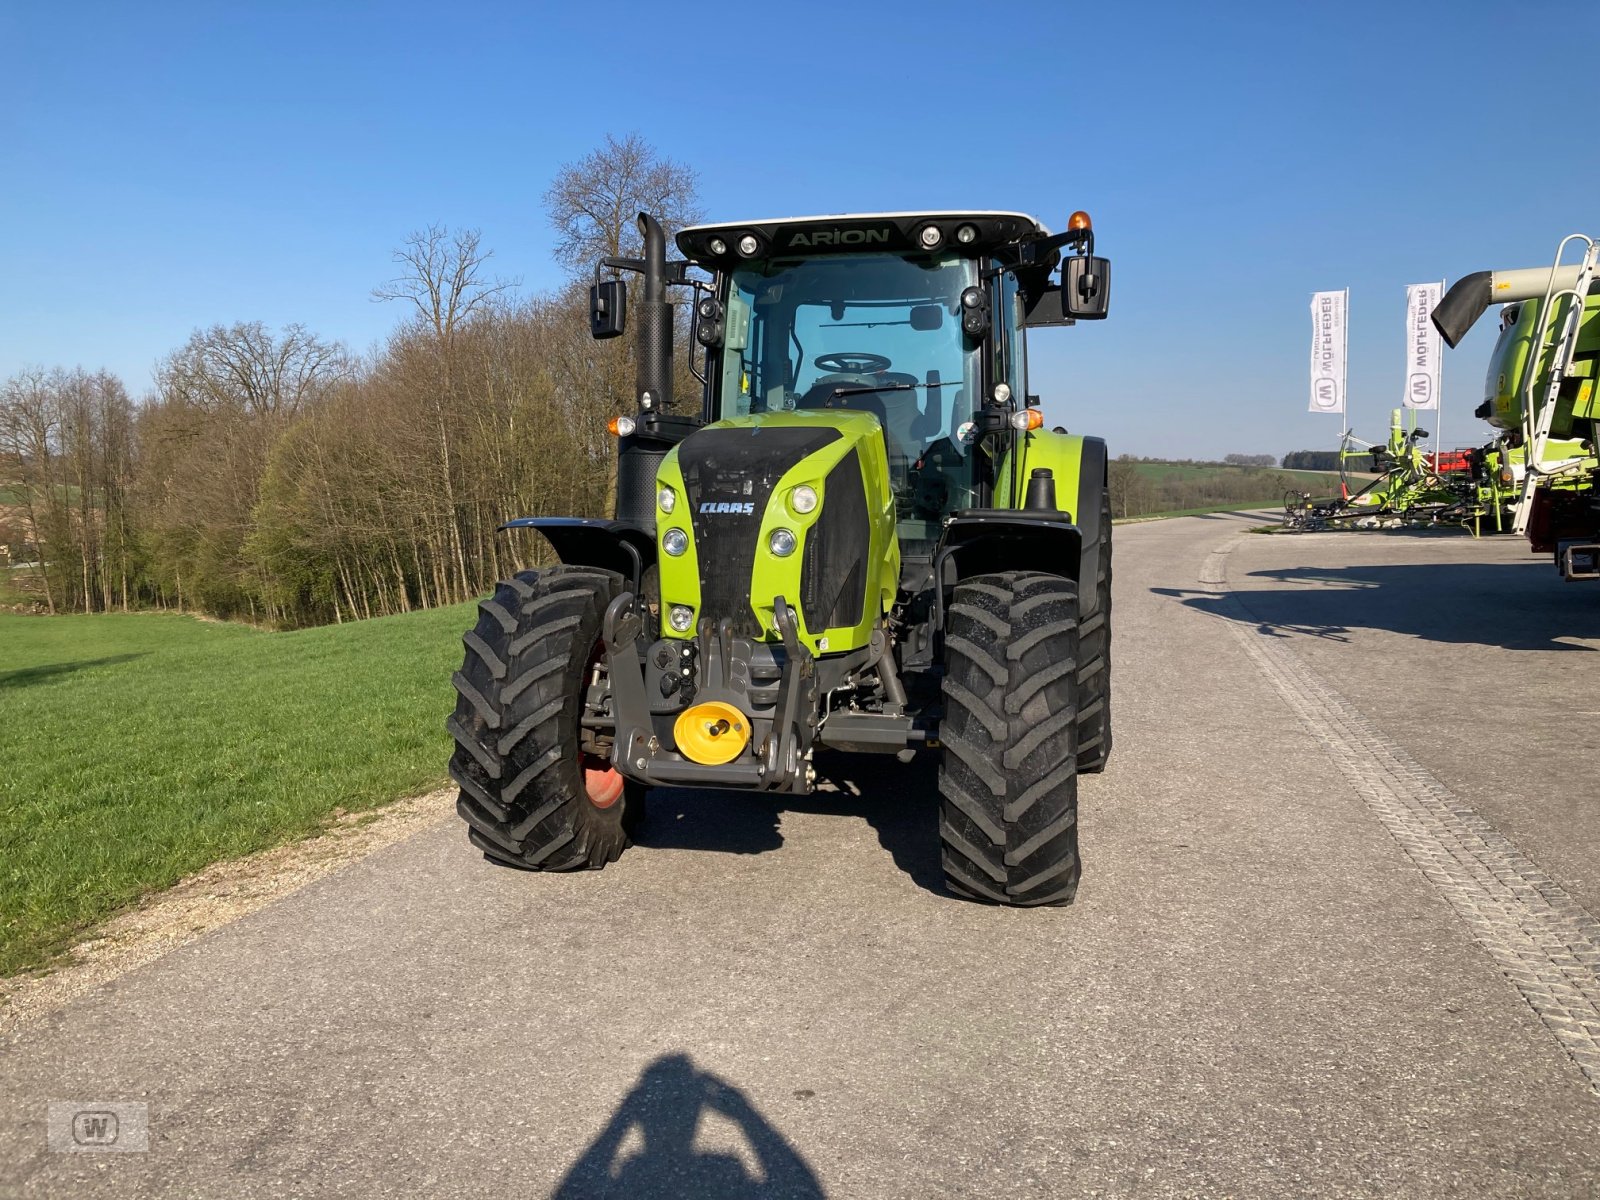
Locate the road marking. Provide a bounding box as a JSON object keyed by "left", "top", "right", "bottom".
{"left": 1202, "top": 537, "right": 1600, "bottom": 1095}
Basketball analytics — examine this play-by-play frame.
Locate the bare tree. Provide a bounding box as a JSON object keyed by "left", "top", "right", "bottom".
{"left": 1107, "top": 456, "right": 1154, "bottom": 519}
{"left": 372, "top": 226, "right": 516, "bottom": 344}
{"left": 156, "top": 322, "right": 352, "bottom": 419}
{"left": 543, "top": 133, "right": 702, "bottom": 273}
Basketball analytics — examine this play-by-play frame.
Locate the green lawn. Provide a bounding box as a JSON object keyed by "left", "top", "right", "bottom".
{"left": 0, "top": 603, "right": 474, "bottom": 977}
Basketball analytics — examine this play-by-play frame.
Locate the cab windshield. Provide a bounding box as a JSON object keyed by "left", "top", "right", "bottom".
{"left": 715, "top": 253, "right": 981, "bottom": 554}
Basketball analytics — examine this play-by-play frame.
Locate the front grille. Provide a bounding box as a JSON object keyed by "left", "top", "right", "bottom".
{"left": 679, "top": 426, "right": 842, "bottom": 635}
{"left": 800, "top": 448, "right": 870, "bottom": 631}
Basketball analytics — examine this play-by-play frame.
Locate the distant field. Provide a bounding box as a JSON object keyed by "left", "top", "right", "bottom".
{"left": 1117, "top": 460, "right": 1366, "bottom": 519}
{"left": 0, "top": 603, "right": 473, "bottom": 977}
{"left": 1129, "top": 461, "right": 1353, "bottom": 490}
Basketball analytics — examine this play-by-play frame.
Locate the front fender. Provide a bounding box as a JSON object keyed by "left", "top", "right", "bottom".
{"left": 987, "top": 432, "right": 1109, "bottom": 617}
{"left": 499, "top": 517, "right": 654, "bottom": 593}
{"left": 932, "top": 510, "right": 1083, "bottom": 629}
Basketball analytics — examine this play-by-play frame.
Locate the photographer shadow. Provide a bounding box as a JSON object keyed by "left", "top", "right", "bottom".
{"left": 554, "top": 1053, "right": 824, "bottom": 1199}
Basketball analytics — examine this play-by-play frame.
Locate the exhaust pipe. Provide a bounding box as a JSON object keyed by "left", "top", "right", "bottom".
{"left": 614, "top": 212, "right": 676, "bottom": 529}
{"left": 1433, "top": 265, "right": 1585, "bottom": 348}
{"left": 636, "top": 212, "right": 673, "bottom": 413}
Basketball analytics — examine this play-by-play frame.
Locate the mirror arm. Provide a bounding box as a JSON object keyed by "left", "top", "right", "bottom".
{"left": 594, "top": 257, "right": 701, "bottom": 287}
{"left": 594, "top": 257, "right": 645, "bottom": 287}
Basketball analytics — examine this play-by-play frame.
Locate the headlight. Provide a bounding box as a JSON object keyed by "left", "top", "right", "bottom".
{"left": 657, "top": 485, "right": 676, "bottom": 514}
{"left": 669, "top": 605, "right": 694, "bottom": 632}
{"left": 663, "top": 529, "right": 688, "bottom": 557}
{"left": 790, "top": 485, "right": 818, "bottom": 515}
{"left": 769, "top": 529, "right": 797, "bottom": 557}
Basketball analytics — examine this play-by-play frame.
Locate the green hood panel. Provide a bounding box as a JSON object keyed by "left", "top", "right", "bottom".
{"left": 652, "top": 411, "right": 900, "bottom": 654}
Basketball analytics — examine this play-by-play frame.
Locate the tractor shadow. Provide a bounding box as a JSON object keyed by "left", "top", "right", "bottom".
{"left": 0, "top": 652, "right": 147, "bottom": 689}
{"left": 634, "top": 753, "right": 944, "bottom": 896}
{"left": 553, "top": 1052, "right": 825, "bottom": 1199}
{"left": 1154, "top": 560, "right": 1600, "bottom": 652}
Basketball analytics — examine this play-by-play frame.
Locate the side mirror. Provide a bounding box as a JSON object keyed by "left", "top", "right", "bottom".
{"left": 590, "top": 279, "right": 626, "bottom": 340}
{"left": 1062, "top": 255, "right": 1111, "bottom": 320}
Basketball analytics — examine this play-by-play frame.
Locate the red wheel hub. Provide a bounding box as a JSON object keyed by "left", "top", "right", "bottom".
{"left": 578, "top": 639, "right": 624, "bottom": 808}
{"left": 582, "top": 757, "right": 624, "bottom": 808}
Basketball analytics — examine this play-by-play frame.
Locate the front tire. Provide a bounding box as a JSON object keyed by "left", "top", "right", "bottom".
{"left": 447, "top": 566, "right": 645, "bottom": 871}
{"left": 939, "top": 571, "right": 1081, "bottom": 906}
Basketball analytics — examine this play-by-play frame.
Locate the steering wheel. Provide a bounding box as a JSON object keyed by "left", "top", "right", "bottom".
{"left": 814, "top": 352, "right": 891, "bottom": 374}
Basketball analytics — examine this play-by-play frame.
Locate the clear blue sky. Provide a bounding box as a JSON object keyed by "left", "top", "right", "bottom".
{"left": 3, "top": 0, "right": 1596, "bottom": 459}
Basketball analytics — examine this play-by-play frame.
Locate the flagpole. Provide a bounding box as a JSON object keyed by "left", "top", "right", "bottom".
{"left": 1343, "top": 287, "right": 1351, "bottom": 447}
{"left": 1436, "top": 278, "right": 1446, "bottom": 460}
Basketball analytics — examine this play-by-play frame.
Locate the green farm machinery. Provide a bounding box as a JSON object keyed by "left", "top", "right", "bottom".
{"left": 448, "top": 209, "right": 1115, "bottom": 905}
{"left": 1433, "top": 233, "right": 1600, "bottom": 579}
{"left": 1283, "top": 410, "right": 1516, "bottom": 533}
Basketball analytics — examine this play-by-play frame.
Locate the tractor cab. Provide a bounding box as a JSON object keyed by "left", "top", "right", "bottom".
{"left": 673, "top": 212, "right": 1106, "bottom": 556}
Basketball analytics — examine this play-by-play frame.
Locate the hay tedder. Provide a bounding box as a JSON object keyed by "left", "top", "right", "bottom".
{"left": 1282, "top": 410, "right": 1516, "bottom": 533}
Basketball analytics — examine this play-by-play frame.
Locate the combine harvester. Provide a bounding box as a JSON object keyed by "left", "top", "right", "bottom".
{"left": 1432, "top": 234, "right": 1600, "bottom": 580}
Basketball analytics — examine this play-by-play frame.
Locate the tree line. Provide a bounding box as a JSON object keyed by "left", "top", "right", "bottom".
{"left": 1106, "top": 454, "right": 1322, "bottom": 519}
{"left": 0, "top": 135, "right": 699, "bottom": 626}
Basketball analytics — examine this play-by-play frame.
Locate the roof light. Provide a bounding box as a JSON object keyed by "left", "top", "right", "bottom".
{"left": 608, "top": 414, "right": 636, "bottom": 437}
{"left": 1068, "top": 211, "right": 1092, "bottom": 231}
{"left": 709, "top": 237, "right": 728, "bottom": 256}
{"left": 738, "top": 235, "right": 760, "bottom": 256}
{"left": 956, "top": 224, "right": 978, "bottom": 245}
{"left": 918, "top": 224, "right": 943, "bottom": 249}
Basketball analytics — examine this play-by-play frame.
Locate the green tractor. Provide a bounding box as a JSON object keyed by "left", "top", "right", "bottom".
{"left": 448, "top": 209, "right": 1113, "bottom": 905}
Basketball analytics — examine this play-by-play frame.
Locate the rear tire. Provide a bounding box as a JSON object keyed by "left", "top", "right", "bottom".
{"left": 939, "top": 571, "right": 1081, "bottom": 906}
{"left": 1077, "top": 486, "right": 1112, "bottom": 773}
{"left": 447, "top": 566, "right": 645, "bottom": 871}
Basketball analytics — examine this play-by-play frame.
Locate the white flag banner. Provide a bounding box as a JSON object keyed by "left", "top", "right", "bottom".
{"left": 1402, "top": 281, "right": 1443, "bottom": 410}
{"left": 1309, "top": 290, "right": 1347, "bottom": 414}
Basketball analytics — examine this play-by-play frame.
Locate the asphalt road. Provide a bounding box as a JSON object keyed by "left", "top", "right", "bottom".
{"left": 5, "top": 512, "right": 1600, "bottom": 1198}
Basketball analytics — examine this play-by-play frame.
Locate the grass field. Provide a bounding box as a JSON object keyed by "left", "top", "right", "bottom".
{"left": 0, "top": 603, "right": 473, "bottom": 977}
{"left": 1128, "top": 462, "right": 1351, "bottom": 490}
{"left": 1116, "top": 460, "right": 1370, "bottom": 519}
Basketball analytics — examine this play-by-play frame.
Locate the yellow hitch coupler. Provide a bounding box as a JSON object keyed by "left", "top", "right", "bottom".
{"left": 673, "top": 700, "right": 751, "bottom": 765}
